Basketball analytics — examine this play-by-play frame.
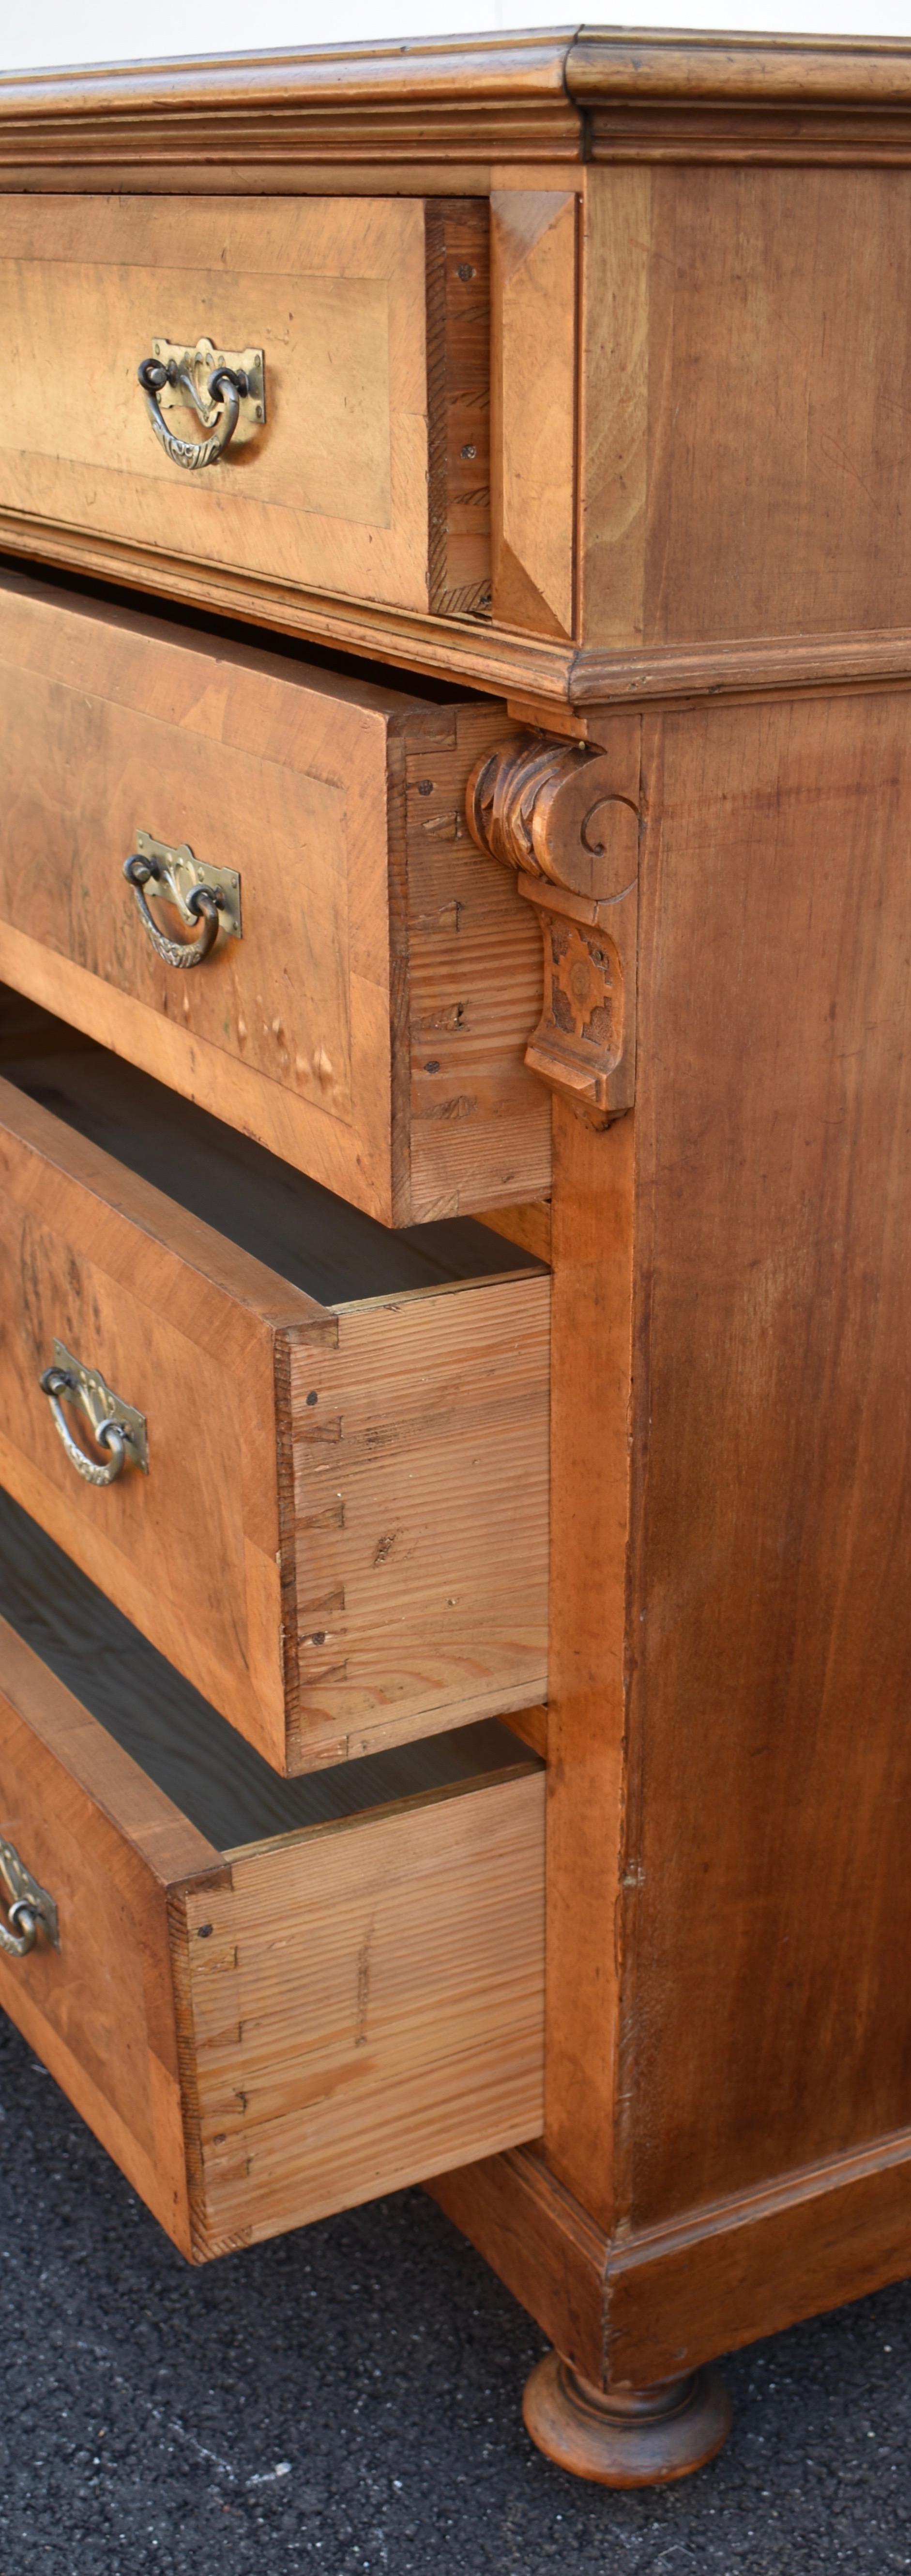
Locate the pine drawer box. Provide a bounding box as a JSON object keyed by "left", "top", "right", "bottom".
{"left": 0, "top": 570, "right": 548, "bottom": 1227}
{"left": 0, "top": 195, "right": 489, "bottom": 622}
{"left": 0, "top": 1010, "right": 549, "bottom": 1775}
{"left": 0, "top": 1491, "right": 545, "bottom": 2260}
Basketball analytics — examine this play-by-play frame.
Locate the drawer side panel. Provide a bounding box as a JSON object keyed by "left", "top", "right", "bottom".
{"left": 185, "top": 1769, "right": 546, "bottom": 2250}
{"left": 288, "top": 1272, "right": 550, "bottom": 1767}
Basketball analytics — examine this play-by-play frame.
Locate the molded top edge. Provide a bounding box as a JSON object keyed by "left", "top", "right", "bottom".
{"left": 4, "top": 25, "right": 911, "bottom": 115}
{"left": 569, "top": 25, "right": 911, "bottom": 103}
{"left": 0, "top": 30, "right": 577, "bottom": 115}
{"left": 3, "top": 26, "right": 911, "bottom": 152}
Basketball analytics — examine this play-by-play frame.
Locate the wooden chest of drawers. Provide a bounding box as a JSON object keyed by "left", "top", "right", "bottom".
{"left": 3, "top": 23, "right": 911, "bottom": 2497}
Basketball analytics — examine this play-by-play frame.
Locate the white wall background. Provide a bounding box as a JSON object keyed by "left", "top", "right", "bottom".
{"left": 3, "top": 0, "right": 911, "bottom": 79}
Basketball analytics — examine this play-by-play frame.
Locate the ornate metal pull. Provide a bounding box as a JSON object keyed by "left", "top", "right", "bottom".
{"left": 40, "top": 1341, "right": 149, "bottom": 1489}
{"left": 0, "top": 1835, "right": 60, "bottom": 1960}
{"left": 137, "top": 335, "right": 265, "bottom": 471}
{"left": 123, "top": 831, "right": 242, "bottom": 971}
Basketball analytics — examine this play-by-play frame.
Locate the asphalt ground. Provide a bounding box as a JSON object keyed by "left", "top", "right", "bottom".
{"left": 1, "top": 2011, "right": 910, "bottom": 2575}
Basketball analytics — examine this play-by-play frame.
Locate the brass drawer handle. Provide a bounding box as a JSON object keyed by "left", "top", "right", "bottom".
{"left": 40, "top": 1340, "right": 149, "bottom": 1489}
{"left": 137, "top": 335, "right": 265, "bottom": 472}
{"left": 0, "top": 1834, "right": 60, "bottom": 1960}
{"left": 123, "top": 831, "right": 242, "bottom": 971}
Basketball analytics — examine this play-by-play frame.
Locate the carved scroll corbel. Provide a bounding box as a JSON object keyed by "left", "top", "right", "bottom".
{"left": 466, "top": 735, "right": 639, "bottom": 1125}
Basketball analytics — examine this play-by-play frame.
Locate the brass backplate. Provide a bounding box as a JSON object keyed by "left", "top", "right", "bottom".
{"left": 51, "top": 1340, "right": 149, "bottom": 1475}
{"left": 151, "top": 336, "right": 265, "bottom": 445}
{"left": 0, "top": 1834, "right": 60, "bottom": 1950}
{"left": 133, "top": 830, "right": 242, "bottom": 942}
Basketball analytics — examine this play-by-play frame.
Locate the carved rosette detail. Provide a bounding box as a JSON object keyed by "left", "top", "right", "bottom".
{"left": 466, "top": 734, "right": 639, "bottom": 1126}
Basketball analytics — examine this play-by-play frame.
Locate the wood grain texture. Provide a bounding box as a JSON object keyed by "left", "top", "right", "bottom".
{"left": 0, "top": 1480, "right": 532, "bottom": 1855}
{"left": 288, "top": 1272, "right": 550, "bottom": 1764}
{"left": 5, "top": 33, "right": 911, "bottom": 196}
{"left": 0, "top": 574, "right": 551, "bottom": 1223}
{"left": 425, "top": 200, "right": 491, "bottom": 618}
{"left": 491, "top": 190, "right": 577, "bottom": 641}
{"left": 0, "top": 513, "right": 584, "bottom": 709}
{"left": 580, "top": 162, "right": 911, "bottom": 655}
{"left": 616, "top": 689, "right": 911, "bottom": 2236}
{"left": 578, "top": 169, "right": 651, "bottom": 650}
{"left": 0, "top": 37, "right": 581, "bottom": 177}
{"left": 0, "top": 1054, "right": 549, "bottom": 1773}
{"left": 465, "top": 722, "right": 640, "bottom": 1125}
{"left": 399, "top": 702, "right": 550, "bottom": 1221}
{"left": 0, "top": 1071, "right": 320, "bottom": 1772}
{"left": 481, "top": 1200, "right": 552, "bottom": 1262}
{"left": 429, "top": 2144, "right": 607, "bottom": 2386}
{"left": 183, "top": 1771, "right": 545, "bottom": 2254}
{"left": 0, "top": 1607, "right": 544, "bottom": 2258}
{"left": 432, "top": 2121, "right": 911, "bottom": 2396}
{"left": 434, "top": 681, "right": 911, "bottom": 2382}
{"left": 0, "top": 193, "right": 481, "bottom": 618}
{"left": 543, "top": 1103, "right": 636, "bottom": 2232}
{"left": 604, "top": 2131, "right": 911, "bottom": 2388}
{"left": 429, "top": 678, "right": 911, "bottom": 2395}
{"left": 0, "top": 1612, "right": 224, "bottom": 2257}
{"left": 12, "top": 511, "right": 911, "bottom": 715}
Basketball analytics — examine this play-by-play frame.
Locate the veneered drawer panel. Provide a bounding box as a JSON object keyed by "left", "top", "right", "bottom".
{"left": 0, "top": 1012, "right": 549, "bottom": 1774}
{"left": 0, "top": 195, "right": 489, "bottom": 620}
{"left": 0, "top": 1496, "right": 545, "bottom": 2261}
{"left": 0, "top": 570, "right": 549, "bottom": 1225}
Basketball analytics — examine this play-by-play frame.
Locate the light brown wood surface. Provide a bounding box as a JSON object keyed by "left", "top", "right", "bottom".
{"left": 491, "top": 189, "right": 577, "bottom": 639}
{"left": 0, "top": 194, "right": 489, "bottom": 617}
{"left": 425, "top": 200, "right": 491, "bottom": 616}
{"left": 439, "top": 680, "right": 911, "bottom": 2401}
{"left": 288, "top": 1274, "right": 549, "bottom": 1764}
{"left": 0, "top": 1045, "right": 548, "bottom": 1772}
{"left": 620, "top": 687, "right": 911, "bottom": 2226}
{"left": 0, "top": 1071, "right": 318, "bottom": 1771}
{"left": 4, "top": 45, "right": 911, "bottom": 723}
{"left": 13, "top": 24, "right": 911, "bottom": 2440}
{"left": 186, "top": 1770, "right": 545, "bottom": 2253}
{"left": 429, "top": 2144, "right": 607, "bottom": 2388}
{"left": 580, "top": 162, "right": 911, "bottom": 655}
{"left": 0, "top": 573, "right": 549, "bottom": 1224}
{"left": 481, "top": 1199, "right": 551, "bottom": 1261}
{"left": 0, "top": 1605, "right": 545, "bottom": 2258}
{"left": 0, "top": 36, "right": 581, "bottom": 180}
{"left": 6, "top": 32, "right": 911, "bottom": 195}
{"left": 0, "top": 1611, "right": 224, "bottom": 2256}
{"left": 542, "top": 1099, "right": 636, "bottom": 2232}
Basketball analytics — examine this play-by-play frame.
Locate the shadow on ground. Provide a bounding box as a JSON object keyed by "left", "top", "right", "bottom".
{"left": 1, "top": 2016, "right": 909, "bottom": 2573}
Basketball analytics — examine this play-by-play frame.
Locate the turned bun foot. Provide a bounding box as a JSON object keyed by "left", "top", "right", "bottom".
{"left": 522, "top": 2351, "right": 732, "bottom": 2487}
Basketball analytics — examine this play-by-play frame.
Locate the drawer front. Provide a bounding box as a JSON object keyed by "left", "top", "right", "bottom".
{"left": 0, "top": 1615, "right": 545, "bottom": 2260}
{"left": 0, "top": 574, "right": 549, "bottom": 1226}
{"left": 0, "top": 195, "right": 489, "bottom": 620}
{"left": 0, "top": 1072, "right": 549, "bottom": 1773}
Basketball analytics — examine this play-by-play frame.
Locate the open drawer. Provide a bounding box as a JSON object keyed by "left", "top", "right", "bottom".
{"left": 0, "top": 1490, "right": 545, "bottom": 2261}
{"left": 0, "top": 195, "right": 489, "bottom": 622}
{"left": 0, "top": 568, "right": 548, "bottom": 1227}
{"left": 0, "top": 1000, "right": 549, "bottom": 1774}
